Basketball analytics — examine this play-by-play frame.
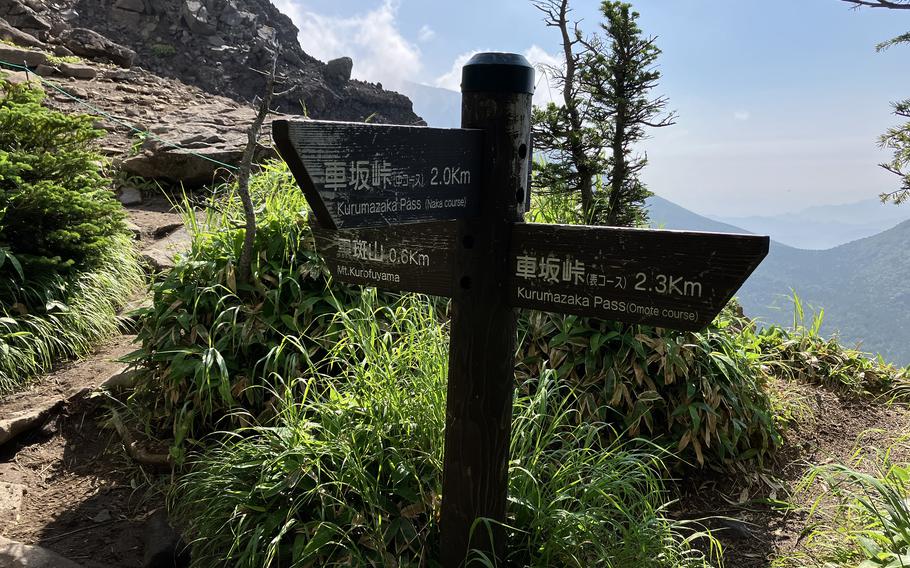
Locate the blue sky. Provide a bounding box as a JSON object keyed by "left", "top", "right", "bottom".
{"left": 273, "top": 0, "right": 910, "bottom": 216}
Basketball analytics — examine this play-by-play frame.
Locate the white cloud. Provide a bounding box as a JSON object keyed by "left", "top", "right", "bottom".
{"left": 734, "top": 111, "right": 751, "bottom": 121}
{"left": 273, "top": 0, "right": 421, "bottom": 88}
{"left": 523, "top": 44, "right": 562, "bottom": 107}
{"left": 433, "top": 45, "right": 562, "bottom": 107}
{"left": 418, "top": 24, "right": 435, "bottom": 42}
{"left": 434, "top": 50, "right": 481, "bottom": 92}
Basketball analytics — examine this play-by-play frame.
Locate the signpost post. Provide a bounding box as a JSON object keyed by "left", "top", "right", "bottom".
{"left": 439, "top": 53, "right": 534, "bottom": 565}
{"left": 274, "top": 52, "right": 769, "bottom": 568}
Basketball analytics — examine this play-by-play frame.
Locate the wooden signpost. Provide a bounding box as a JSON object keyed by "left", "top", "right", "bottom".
{"left": 509, "top": 223, "right": 769, "bottom": 331}
{"left": 274, "top": 52, "right": 769, "bottom": 567}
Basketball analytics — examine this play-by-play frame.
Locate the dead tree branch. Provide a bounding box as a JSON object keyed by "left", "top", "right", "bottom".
{"left": 237, "top": 51, "right": 279, "bottom": 285}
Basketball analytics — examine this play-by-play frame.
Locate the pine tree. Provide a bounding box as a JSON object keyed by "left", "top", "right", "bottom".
{"left": 531, "top": 0, "right": 608, "bottom": 222}
{"left": 585, "top": 1, "right": 676, "bottom": 225}
{"left": 0, "top": 75, "right": 126, "bottom": 277}
{"left": 843, "top": 0, "right": 910, "bottom": 204}
{"left": 531, "top": 0, "right": 674, "bottom": 226}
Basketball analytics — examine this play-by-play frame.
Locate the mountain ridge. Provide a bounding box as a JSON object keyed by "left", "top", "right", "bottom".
{"left": 647, "top": 195, "right": 910, "bottom": 365}
{"left": 0, "top": 0, "right": 422, "bottom": 124}
{"left": 712, "top": 198, "right": 910, "bottom": 250}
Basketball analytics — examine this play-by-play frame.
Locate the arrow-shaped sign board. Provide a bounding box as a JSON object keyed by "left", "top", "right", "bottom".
{"left": 311, "top": 222, "right": 768, "bottom": 330}
{"left": 273, "top": 119, "right": 483, "bottom": 229}
{"left": 509, "top": 224, "right": 769, "bottom": 331}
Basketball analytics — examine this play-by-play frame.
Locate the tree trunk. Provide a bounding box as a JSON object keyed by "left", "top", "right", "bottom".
{"left": 237, "top": 55, "right": 278, "bottom": 285}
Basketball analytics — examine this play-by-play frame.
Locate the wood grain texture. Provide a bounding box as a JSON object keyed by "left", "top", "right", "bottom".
{"left": 312, "top": 222, "right": 457, "bottom": 296}
{"left": 273, "top": 119, "right": 483, "bottom": 229}
{"left": 440, "top": 91, "right": 533, "bottom": 566}
{"left": 509, "top": 224, "right": 769, "bottom": 330}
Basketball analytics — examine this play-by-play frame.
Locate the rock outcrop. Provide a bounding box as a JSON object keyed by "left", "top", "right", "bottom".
{"left": 0, "top": 0, "right": 426, "bottom": 186}
{"left": 57, "top": 26, "right": 135, "bottom": 67}
{"left": 121, "top": 103, "right": 277, "bottom": 185}
{"left": 0, "top": 0, "right": 423, "bottom": 125}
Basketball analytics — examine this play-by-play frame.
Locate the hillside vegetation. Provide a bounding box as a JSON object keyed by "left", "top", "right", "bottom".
{"left": 118, "top": 162, "right": 908, "bottom": 567}
{"left": 0, "top": 73, "right": 142, "bottom": 393}
{"left": 648, "top": 196, "right": 910, "bottom": 365}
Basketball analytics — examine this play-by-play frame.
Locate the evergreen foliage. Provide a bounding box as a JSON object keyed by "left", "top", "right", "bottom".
{"left": 0, "top": 73, "right": 141, "bottom": 394}
{"left": 531, "top": 0, "right": 674, "bottom": 225}
{"left": 846, "top": 1, "right": 910, "bottom": 204}
{"left": 587, "top": 1, "right": 676, "bottom": 225}
{"left": 0, "top": 73, "right": 126, "bottom": 280}
{"left": 876, "top": 31, "right": 910, "bottom": 205}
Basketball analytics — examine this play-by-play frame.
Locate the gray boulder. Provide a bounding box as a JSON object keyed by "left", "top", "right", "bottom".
{"left": 325, "top": 56, "right": 353, "bottom": 83}
{"left": 0, "top": 535, "right": 84, "bottom": 568}
{"left": 0, "top": 15, "right": 43, "bottom": 47}
{"left": 0, "top": 0, "right": 51, "bottom": 37}
{"left": 0, "top": 43, "right": 46, "bottom": 67}
{"left": 140, "top": 226, "right": 191, "bottom": 272}
{"left": 58, "top": 27, "right": 135, "bottom": 68}
{"left": 121, "top": 103, "right": 278, "bottom": 186}
{"left": 59, "top": 61, "right": 97, "bottom": 79}
{"left": 181, "top": 0, "right": 216, "bottom": 35}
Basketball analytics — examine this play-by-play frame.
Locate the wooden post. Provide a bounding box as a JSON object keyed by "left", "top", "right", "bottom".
{"left": 440, "top": 53, "right": 534, "bottom": 567}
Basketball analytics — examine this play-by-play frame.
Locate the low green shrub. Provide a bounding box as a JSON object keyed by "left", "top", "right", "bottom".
{"left": 756, "top": 299, "right": 909, "bottom": 398}
{"left": 129, "top": 162, "right": 372, "bottom": 453}
{"left": 518, "top": 307, "right": 781, "bottom": 469}
{"left": 0, "top": 73, "right": 141, "bottom": 394}
{"left": 0, "top": 73, "right": 126, "bottom": 279}
{"left": 170, "top": 294, "right": 718, "bottom": 567}
{"left": 151, "top": 43, "right": 177, "bottom": 58}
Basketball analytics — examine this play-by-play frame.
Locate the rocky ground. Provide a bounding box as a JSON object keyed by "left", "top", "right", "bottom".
{"left": 0, "top": 0, "right": 422, "bottom": 124}
{"left": 3, "top": 59, "right": 277, "bottom": 192}
{"left": 0, "top": 200, "right": 187, "bottom": 568}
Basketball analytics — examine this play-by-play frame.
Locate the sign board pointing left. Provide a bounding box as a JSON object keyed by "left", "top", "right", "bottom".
{"left": 273, "top": 119, "right": 483, "bottom": 229}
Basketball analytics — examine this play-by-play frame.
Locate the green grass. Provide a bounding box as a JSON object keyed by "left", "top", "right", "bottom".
{"left": 775, "top": 447, "right": 910, "bottom": 568}
{"left": 169, "top": 293, "right": 720, "bottom": 567}
{"left": 45, "top": 54, "right": 83, "bottom": 66}
{"left": 756, "top": 294, "right": 910, "bottom": 399}
{"left": 0, "top": 234, "right": 143, "bottom": 394}
{"left": 128, "top": 163, "right": 374, "bottom": 456}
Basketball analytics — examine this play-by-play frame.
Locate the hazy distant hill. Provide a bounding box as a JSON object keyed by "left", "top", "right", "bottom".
{"left": 713, "top": 199, "right": 910, "bottom": 250}
{"left": 398, "top": 82, "right": 461, "bottom": 128}
{"left": 647, "top": 196, "right": 756, "bottom": 234}
{"left": 646, "top": 196, "right": 910, "bottom": 366}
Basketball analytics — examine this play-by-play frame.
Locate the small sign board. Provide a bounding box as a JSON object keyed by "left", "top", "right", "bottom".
{"left": 273, "top": 120, "right": 483, "bottom": 229}
{"left": 312, "top": 222, "right": 457, "bottom": 297}
{"left": 508, "top": 224, "right": 769, "bottom": 330}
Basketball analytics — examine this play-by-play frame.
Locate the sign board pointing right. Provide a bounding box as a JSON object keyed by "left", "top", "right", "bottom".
{"left": 509, "top": 223, "right": 769, "bottom": 330}
{"left": 273, "top": 119, "right": 483, "bottom": 229}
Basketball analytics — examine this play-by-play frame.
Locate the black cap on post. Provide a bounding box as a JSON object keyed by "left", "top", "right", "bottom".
{"left": 461, "top": 52, "right": 535, "bottom": 94}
